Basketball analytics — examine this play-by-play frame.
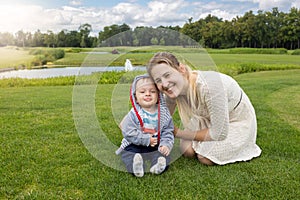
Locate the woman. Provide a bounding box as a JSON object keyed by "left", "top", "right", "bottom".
{"left": 147, "top": 52, "right": 261, "bottom": 165}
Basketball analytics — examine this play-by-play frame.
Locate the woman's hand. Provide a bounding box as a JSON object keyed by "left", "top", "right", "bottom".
{"left": 159, "top": 146, "right": 170, "bottom": 156}
{"left": 173, "top": 127, "right": 211, "bottom": 142}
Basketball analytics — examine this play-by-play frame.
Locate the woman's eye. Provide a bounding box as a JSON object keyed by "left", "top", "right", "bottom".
{"left": 155, "top": 79, "right": 161, "bottom": 84}
{"left": 164, "top": 73, "right": 170, "bottom": 78}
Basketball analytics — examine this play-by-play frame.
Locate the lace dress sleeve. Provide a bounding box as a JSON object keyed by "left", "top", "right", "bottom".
{"left": 201, "top": 71, "right": 229, "bottom": 140}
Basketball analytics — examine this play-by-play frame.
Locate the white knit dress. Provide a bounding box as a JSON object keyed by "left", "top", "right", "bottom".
{"left": 187, "top": 71, "right": 261, "bottom": 165}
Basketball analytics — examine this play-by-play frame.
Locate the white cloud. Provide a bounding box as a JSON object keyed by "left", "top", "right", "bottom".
{"left": 253, "top": 0, "right": 292, "bottom": 11}
{"left": 191, "top": 1, "right": 242, "bottom": 21}
{"left": 144, "top": 0, "right": 188, "bottom": 23}
{"left": 0, "top": 5, "right": 45, "bottom": 33}
{"left": 69, "top": 1, "right": 83, "bottom": 6}
{"left": 0, "top": 0, "right": 299, "bottom": 35}
{"left": 292, "top": 0, "right": 300, "bottom": 8}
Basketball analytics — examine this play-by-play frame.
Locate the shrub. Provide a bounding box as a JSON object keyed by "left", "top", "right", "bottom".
{"left": 229, "top": 48, "right": 288, "bottom": 54}
{"left": 97, "top": 71, "right": 145, "bottom": 84}
{"left": 291, "top": 49, "right": 300, "bottom": 55}
{"left": 29, "top": 48, "right": 65, "bottom": 66}
{"left": 218, "top": 63, "right": 300, "bottom": 75}
{"left": 64, "top": 48, "right": 82, "bottom": 53}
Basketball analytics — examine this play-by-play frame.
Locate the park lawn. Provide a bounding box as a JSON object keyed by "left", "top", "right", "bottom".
{"left": 53, "top": 52, "right": 120, "bottom": 67}
{"left": 0, "top": 69, "right": 299, "bottom": 199}
{"left": 180, "top": 53, "right": 300, "bottom": 68}
{"left": 0, "top": 47, "right": 34, "bottom": 69}
{"left": 0, "top": 46, "right": 299, "bottom": 70}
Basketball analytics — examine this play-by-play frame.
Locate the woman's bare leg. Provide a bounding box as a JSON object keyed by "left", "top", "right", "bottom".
{"left": 197, "top": 154, "right": 215, "bottom": 166}
{"left": 180, "top": 139, "right": 215, "bottom": 165}
{"left": 180, "top": 139, "right": 196, "bottom": 158}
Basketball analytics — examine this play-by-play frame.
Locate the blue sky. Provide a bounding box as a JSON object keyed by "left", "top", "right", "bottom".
{"left": 0, "top": 0, "right": 299, "bottom": 35}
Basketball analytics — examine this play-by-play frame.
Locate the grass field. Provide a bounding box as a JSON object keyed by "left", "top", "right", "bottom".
{"left": 1, "top": 46, "right": 300, "bottom": 70}
{"left": 0, "top": 69, "right": 299, "bottom": 199}
{"left": 0, "top": 47, "right": 34, "bottom": 69}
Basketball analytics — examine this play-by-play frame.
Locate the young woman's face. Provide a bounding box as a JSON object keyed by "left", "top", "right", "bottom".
{"left": 150, "top": 63, "right": 187, "bottom": 99}
{"left": 135, "top": 79, "right": 158, "bottom": 110}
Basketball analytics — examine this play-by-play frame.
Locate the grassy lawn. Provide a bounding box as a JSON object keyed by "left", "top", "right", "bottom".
{"left": 0, "top": 46, "right": 300, "bottom": 69}
{"left": 0, "top": 47, "right": 35, "bottom": 69}
{"left": 0, "top": 69, "right": 299, "bottom": 199}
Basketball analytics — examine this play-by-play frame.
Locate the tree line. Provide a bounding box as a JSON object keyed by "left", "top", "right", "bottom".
{"left": 0, "top": 7, "right": 299, "bottom": 49}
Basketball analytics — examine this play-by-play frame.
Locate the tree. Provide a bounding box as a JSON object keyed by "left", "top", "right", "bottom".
{"left": 32, "top": 30, "right": 44, "bottom": 47}
{"left": 0, "top": 32, "right": 14, "bottom": 46}
{"left": 284, "top": 7, "right": 300, "bottom": 49}
{"left": 78, "top": 23, "right": 92, "bottom": 48}
{"left": 66, "top": 31, "right": 81, "bottom": 47}
{"left": 266, "top": 7, "right": 284, "bottom": 48}
{"left": 15, "top": 30, "right": 26, "bottom": 47}
{"left": 44, "top": 30, "right": 56, "bottom": 47}
{"left": 243, "top": 11, "right": 257, "bottom": 47}
{"left": 220, "top": 20, "right": 235, "bottom": 48}
{"left": 98, "top": 23, "right": 131, "bottom": 46}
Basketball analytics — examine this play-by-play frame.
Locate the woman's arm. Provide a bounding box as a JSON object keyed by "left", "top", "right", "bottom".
{"left": 174, "top": 127, "right": 212, "bottom": 141}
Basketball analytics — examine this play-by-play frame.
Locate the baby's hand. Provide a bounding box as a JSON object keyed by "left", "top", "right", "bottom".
{"left": 159, "top": 146, "right": 170, "bottom": 156}
{"left": 150, "top": 136, "right": 157, "bottom": 147}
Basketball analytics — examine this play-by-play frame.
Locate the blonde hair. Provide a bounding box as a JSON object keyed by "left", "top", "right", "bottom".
{"left": 147, "top": 52, "right": 201, "bottom": 126}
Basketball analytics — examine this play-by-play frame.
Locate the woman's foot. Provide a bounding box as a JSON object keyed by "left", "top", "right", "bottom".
{"left": 133, "top": 153, "right": 144, "bottom": 177}
{"left": 197, "top": 154, "right": 214, "bottom": 166}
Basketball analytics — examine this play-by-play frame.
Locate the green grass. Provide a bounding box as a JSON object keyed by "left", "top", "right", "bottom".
{"left": 0, "top": 47, "right": 34, "bottom": 69}
{"left": 1, "top": 70, "right": 299, "bottom": 199}
{"left": 0, "top": 46, "right": 299, "bottom": 70}
{"left": 181, "top": 53, "right": 300, "bottom": 67}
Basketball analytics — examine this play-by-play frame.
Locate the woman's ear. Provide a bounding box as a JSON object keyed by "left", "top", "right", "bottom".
{"left": 178, "top": 63, "right": 187, "bottom": 74}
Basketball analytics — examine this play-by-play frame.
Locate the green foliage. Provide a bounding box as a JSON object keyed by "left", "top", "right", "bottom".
{"left": 63, "top": 48, "right": 83, "bottom": 53}
{"left": 90, "top": 71, "right": 144, "bottom": 85}
{"left": 218, "top": 63, "right": 300, "bottom": 75}
{"left": 291, "top": 49, "right": 300, "bottom": 55}
{"left": 29, "top": 48, "right": 65, "bottom": 66}
{"left": 29, "top": 48, "right": 65, "bottom": 59}
{"left": 97, "top": 71, "right": 124, "bottom": 84}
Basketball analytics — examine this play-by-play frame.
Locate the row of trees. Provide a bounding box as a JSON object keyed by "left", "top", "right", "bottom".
{"left": 0, "top": 7, "right": 299, "bottom": 49}
{"left": 181, "top": 7, "right": 300, "bottom": 49}
{"left": 0, "top": 23, "right": 98, "bottom": 48}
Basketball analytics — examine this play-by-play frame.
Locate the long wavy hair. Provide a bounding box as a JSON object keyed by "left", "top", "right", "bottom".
{"left": 147, "top": 52, "right": 201, "bottom": 127}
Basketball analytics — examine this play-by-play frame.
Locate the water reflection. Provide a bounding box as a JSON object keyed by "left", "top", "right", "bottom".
{"left": 0, "top": 66, "right": 146, "bottom": 79}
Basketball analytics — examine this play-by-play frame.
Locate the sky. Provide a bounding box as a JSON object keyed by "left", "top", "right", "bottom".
{"left": 0, "top": 0, "right": 299, "bottom": 35}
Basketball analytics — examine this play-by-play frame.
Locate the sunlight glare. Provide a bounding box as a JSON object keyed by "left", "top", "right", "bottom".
{"left": 0, "top": 4, "right": 43, "bottom": 33}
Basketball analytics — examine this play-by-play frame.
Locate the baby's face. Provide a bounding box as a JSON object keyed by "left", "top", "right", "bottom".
{"left": 135, "top": 78, "right": 158, "bottom": 110}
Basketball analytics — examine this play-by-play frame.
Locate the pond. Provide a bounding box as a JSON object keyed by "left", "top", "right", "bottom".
{"left": 0, "top": 66, "right": 146, "bottom": 79}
